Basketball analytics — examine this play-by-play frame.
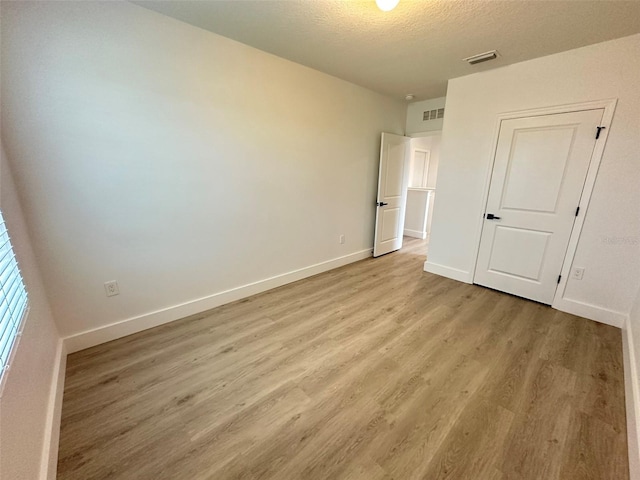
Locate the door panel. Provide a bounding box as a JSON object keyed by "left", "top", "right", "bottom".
{"left": 384, "top": 144, "right": 405, "bottom": 197}
{"left": 488, "top": 226, "right": 551, "bottom": 281}
{"left": 501, "top": 127, "right": 574, "bottom": 212}
{"left": 474, "top": 109, "right": 603, "bottom": 304}
{"left": 381, "top": 208, "right": 401, "bottom": 242}
{"left": 374, "top": 133, "right": 410, "bottom": 257}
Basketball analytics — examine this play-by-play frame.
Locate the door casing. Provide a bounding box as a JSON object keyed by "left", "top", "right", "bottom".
{"left": 469, "top": 99, "right": 617, "bottom": 311}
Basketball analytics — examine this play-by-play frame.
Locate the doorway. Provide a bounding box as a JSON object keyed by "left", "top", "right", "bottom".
{"left": 474, "top": 108, "right": 605, "bottom": 304}
{"left": 372, "top": 131, "right": 441, "bottom": 258}
{"left": 404, "top": 132, "right": 440, "bottom": 251}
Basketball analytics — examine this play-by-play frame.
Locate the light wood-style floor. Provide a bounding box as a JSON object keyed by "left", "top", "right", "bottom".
{"left": 57, "top": 238, "right": 628, "bottom": 479}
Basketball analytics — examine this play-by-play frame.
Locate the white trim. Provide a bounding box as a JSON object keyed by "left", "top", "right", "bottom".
{"left": 404, "top": 228, "right": 426, "bottom": 239}
{"left": 469, "top": 112, "right": 505, "bottom": 282}
{"left": 40, "top": 338, "right": 66, "bottom": 480}
{"left": 622, "top": 315, "right": 640, "bottom": 479}
{"left": 470, "top": 99, "right": 618, "bottom": 285}
{"left": 64, "top": 249, "right": 372, "bottom": 353}
{"left": 465, "top": 98, "right": 620, "bottom": 323}
{"left": 552, "top": 99, "right": 617, "bottom": 308}
{"left": 407, "top": 187, "right": 435, "bottom": 192}
{"left": 424, "top": 261, "right": 473, "bottom": 284}
{"left": 553, "top": 297, "right": 626, "bottom": 328}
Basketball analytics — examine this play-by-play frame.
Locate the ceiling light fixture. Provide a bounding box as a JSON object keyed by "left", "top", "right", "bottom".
{"left": 376, "top": 0, "right": 400, "bottom": 12}
{"left": 405, "top": 94, "right": 415, "bottom": 101}
{"left": 463, "top": 50, "right": 499, "bottom": 65}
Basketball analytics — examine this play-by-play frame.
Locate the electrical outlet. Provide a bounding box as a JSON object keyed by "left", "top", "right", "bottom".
{"left": 104, "top": 280, "right": 120, "bottom": 297}
{"left": 339, "top": 234, "right": 345, "bottom": 244}
{"left": 571, "top": 267, "right": 585, "bottom": 281}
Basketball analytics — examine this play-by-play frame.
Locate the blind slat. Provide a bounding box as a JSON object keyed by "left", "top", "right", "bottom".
{"left": 5, "top": 275, "right": 23, "bottom": 306}
{"left": 0, "top": 211, "right": 28, "bottom": 381}
{"left": 0, "top": 316, "right": 14, "bottom": 351}
{"left": 0, "top": 253, "right": 18, "bottom": 285}
{"left": 0, "top": 324, "right": 17, "bottom": 367}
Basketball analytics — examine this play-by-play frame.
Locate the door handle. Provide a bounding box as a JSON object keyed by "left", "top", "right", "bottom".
{"left": 485, "top": 213, "right": 501, "bottom": 220}
{"left": 377, "top": 202, "right": 388, "bottom": 207}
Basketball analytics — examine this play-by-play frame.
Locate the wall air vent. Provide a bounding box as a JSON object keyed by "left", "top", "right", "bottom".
{"left": 463, "top": 50, "right": 499, "bottom": 65}
{"left": 423, "top": 108, "right": 444, "bottom": 121}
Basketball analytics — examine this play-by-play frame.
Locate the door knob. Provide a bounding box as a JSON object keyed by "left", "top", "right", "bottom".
{"left": 485, "top": 213, "right": 501, "bottom": 220}
{"left": 377, "top": 202, "right": 388, "bottom": 207}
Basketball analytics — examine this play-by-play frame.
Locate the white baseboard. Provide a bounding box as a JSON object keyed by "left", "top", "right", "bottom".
{"left": 553, "top": 297, "right": 626, "bottom": 328}
{"left": 423, "top": 260, "right": 473, "bottom": 284}
{"left": 40, "top": 339, "right": 66, "bottom": 480}
{"left": 64, "top": 249, "right": 373, "bottom": 353}
{"left": 403, "top": 228, "right": 426, "bottom": 239}
{"left": 623, "top": 316, "right": 640, "bottom": 479}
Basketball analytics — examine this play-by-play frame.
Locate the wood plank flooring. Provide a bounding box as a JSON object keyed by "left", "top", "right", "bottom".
{"left": 57, "top": 238, "right": 628, "bottom": 479}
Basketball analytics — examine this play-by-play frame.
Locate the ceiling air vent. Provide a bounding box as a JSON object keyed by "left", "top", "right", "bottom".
{"left": 463, "top": 50, "right": 498, "bottom": 65}
{"left": 423, "top": 108, "right": 444, "bottom": 121}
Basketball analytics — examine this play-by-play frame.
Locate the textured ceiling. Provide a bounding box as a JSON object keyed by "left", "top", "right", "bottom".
{"left": 132, "top": 0, "right": 640, "bottom": 100}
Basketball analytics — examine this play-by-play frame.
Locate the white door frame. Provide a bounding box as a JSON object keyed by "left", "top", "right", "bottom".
{"left": 470, "top": 99, "right": 617, "bottom": 311}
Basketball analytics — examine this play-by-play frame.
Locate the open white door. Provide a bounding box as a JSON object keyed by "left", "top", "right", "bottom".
{"left": 373, "top": 133, "right": 410, "bottom": 257}
{"left": 474, "top": 109, "right": 603, "bottom": 304}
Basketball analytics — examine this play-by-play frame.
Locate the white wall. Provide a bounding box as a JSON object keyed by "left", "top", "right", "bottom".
{"left": 428, "top": 34, "right": 640, "bottom": 321}
{"left": 0, "top": 2, "right": 406, "bottom": 345}
{"left": 406, "top": 97, "right": 447, "bottom": 134}
{"left": 0, "top": 143, "right": 63, "bottom": 479}
{"left": 404, "top": 189, "right": 429, "bottom": 239}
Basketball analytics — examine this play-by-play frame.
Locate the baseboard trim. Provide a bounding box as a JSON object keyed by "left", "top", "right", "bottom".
{"left": 423, "top": 261, "right": 473, "bottom": 284}
{"left": 403, "top": 228, "right": 426, "bottom": 239}
{"left": 40, "top": 338, "right": 66, "bottom": 480}
{"left": 622, "top": 316, "right": 640, "bottom": 479}
{"left": 64, "top": 249, "right": 373, "bottom": 353}
{"left": 553, "top": 297, "right": 626, "bottom": 328}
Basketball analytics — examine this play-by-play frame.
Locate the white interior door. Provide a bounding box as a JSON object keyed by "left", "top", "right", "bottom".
{"left": 373, "top": 133, "right": 410, "bottom": 257}
{"left": 474, "top": 109, "right": 603, "bottom": 304}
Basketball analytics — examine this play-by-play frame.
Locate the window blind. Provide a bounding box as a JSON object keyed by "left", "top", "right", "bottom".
{"left": 0, "top": 210, "right": 28, "bottom": 385}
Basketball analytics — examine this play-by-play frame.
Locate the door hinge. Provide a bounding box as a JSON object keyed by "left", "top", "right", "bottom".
{"left": 575, "top": 206, "right": 580, "bottom": 217}
{"left": 557, "top": 275, "right": 562, "bottom": 284}
{"left": 596, "top": 126, "right": 606, "bottom": 139}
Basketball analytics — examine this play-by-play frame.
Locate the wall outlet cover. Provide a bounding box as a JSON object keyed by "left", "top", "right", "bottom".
{"left": 104, "top": 280, "right": 120, "bottom": 297}
{"left": 571, "top": 267, "right": 585, "bottom": 281}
